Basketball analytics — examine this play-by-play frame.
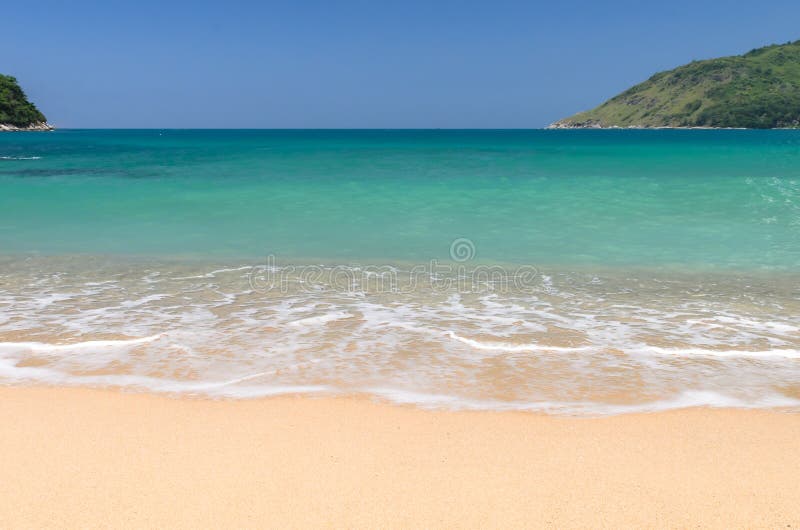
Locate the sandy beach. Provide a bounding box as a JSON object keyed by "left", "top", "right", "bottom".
{"left": 0, "top": 387, "right": 798, "bottom": 528}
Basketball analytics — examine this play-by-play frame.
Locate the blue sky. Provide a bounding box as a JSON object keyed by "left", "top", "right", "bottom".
{"left": 5, "top": 0, "right": 800, "bottom": 128}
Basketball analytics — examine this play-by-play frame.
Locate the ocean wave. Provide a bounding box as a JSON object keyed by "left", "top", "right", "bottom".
{"left": 365, "top": 387, "right": 800, "bottom": 415}
{"left": 1, "top": 258, "right": 799, "bottom": 415}
{"left": 0, "top": 335, "right": 163, "bottom": 354}
{"left": 643, "top": 346, "right": 800, "bottom": 359}
{"left": 288, "top": 311, "right": 354, "bottom": 327}
{"left": 444, "top": 331, "right": 589, "bottom": 353}
{"left": 1, "top": 352, "right": 797, "bottom": 415}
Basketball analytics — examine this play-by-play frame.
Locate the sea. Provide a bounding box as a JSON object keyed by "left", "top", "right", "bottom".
{"left": 1, "top": 129, "right": 799, "bottom": 414}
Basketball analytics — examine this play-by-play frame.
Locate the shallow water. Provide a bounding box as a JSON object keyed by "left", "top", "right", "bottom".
{"left": 1, "top": 130, "right": 799, "bottom": 414}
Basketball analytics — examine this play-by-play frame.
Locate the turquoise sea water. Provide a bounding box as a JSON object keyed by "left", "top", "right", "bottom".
{"left": 2, "top": 129, "right": 800, "bottom": 268}
{"left": 1, "top": 130, "right": 799, "bottom": 414}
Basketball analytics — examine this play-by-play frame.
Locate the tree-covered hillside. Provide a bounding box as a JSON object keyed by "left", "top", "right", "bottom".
{"left": 0, "top": 74, "right": 48, "bottom": 127}
{"left": 550, "top": 40, "right": 800, "bottom": 129}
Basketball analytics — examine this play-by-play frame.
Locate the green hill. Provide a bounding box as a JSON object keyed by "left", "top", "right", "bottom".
{"left": 550, "top": 40, "right": 800, "bottom": 129}
{"left": 0, "top": 74, "right": 50, "bottom": 129}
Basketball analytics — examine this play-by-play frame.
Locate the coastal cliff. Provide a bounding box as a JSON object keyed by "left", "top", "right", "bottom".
{"left": 0, "top": 74, "right": 53, "bottom": 131}
{"left": 550, "top": 40, "right": 800, "bottom": 129}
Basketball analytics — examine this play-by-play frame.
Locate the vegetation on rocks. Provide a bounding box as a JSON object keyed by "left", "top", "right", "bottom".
{"left": 550, "top": 40, "right": 800, "bottom": 129}
{"left": 0, "top": 74, "right": 48, "bottom": 128}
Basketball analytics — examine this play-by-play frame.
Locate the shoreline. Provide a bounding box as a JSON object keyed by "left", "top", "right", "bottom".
{"left": 546, "top": 123, "right": 777, "bottom": 130}
{"left": 0, "top": 122, "right": 54, "bottom": 132}
{"left": 2, "top": 386, "right": 799, "bottom": 528}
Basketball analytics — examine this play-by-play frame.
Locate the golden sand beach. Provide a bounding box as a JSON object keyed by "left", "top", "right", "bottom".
{"left": 1, "top": 387, "right": 799, "bottom": 528}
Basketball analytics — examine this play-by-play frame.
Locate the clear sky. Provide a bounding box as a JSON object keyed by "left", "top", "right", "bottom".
{"left": 6, "top": 0, "right": 800, "bottom": 128}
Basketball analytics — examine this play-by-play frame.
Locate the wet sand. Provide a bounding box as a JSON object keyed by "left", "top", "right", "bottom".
{"left": 1, "top": 387, "right": 799, "bottom": 528}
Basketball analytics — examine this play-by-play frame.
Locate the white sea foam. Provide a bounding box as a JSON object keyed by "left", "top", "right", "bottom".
{"left": 0, "top": 357, "right": 330, "bottom": 398}
{"left": 173, "top": 266, "right": 253, "bottom": 280}
{"left": 642, "top": 346, "right": 800, "bottom": 359}
{"left": 351, "top": 387, "right": 800, "bottom": 415}
{"left": 444, "top": 331, "right": 589, "bottom": 353}
{"left": 288, "top": 311, "right": 354, "bottom": 327}
{"left": 0, "top": 335, "right": 163, "bottom": 354}
{"left": 1, "top": 258, "right": 799, "bottom": 415}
